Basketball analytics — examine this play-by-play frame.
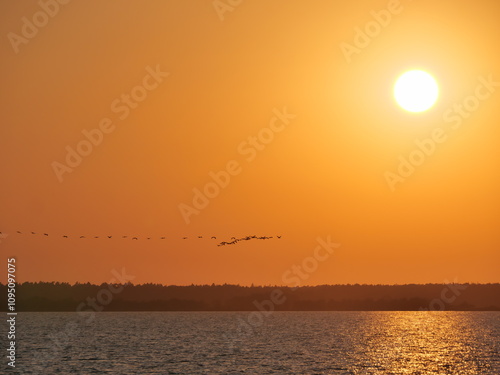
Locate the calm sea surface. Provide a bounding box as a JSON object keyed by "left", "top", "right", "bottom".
{"left": 4, "top": 311, "right": 500, "bottom": 374}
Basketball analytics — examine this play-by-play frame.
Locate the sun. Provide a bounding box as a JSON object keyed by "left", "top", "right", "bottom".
{"left": 394, "top": 70, "right": 439, "bottom": 112}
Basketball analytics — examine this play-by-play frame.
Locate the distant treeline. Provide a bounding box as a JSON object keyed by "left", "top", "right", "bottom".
{"left": 1, "top": 282, "right": 499, "bottom": 311}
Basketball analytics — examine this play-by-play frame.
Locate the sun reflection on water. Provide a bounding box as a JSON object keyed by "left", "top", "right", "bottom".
{"left": 348, "top": 312, "right": 499, "bottom": 374}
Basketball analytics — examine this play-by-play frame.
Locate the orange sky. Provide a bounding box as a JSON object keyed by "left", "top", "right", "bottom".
{"left": 1, "top": 0, "right": 499, "bottom": 285}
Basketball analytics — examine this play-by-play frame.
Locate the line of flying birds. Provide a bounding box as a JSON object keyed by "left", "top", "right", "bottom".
{"left": 2, "top": 231, "right": 282, "bottom": 246}
{"left": 217, "top": 235, "right": 280, "bottom": 246}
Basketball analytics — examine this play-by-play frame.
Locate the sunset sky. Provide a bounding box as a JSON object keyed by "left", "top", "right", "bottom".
{"left": 1, "top": 0, "right": 499, "bottom": 285}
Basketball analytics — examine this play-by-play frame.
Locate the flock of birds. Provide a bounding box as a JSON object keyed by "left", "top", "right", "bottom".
{"left": 217, "top": 235, "right": 280, "bottom": 246}
{"left": 2, "top": 231, "right": 282, "bottom": 247}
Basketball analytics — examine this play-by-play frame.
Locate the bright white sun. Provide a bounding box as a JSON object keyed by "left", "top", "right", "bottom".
{"left": 394, "top": 70, "right": 439, "bottom": 112}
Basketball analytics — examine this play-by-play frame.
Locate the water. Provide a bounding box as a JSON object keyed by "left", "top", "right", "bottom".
{"left": 3, "top": 311, "right": 499, "bottom": 374}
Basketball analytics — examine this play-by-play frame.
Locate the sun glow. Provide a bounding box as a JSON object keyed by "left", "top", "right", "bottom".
{"left": 394, "top": 70, "right": 439, "bottom": 112}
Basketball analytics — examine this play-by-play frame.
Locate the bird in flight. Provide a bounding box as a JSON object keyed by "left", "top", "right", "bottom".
{"left": 216, "top": 234, "right": 276, "bottom": 246}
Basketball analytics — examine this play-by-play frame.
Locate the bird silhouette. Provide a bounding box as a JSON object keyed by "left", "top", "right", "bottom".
{"left": 10, "top": 229, "right": 281, "bottom": 244}
{"left": 216, "top": 234, "right": 277, "bottom": 246}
